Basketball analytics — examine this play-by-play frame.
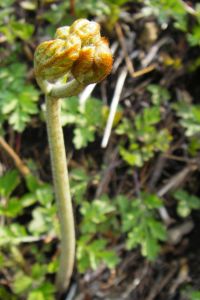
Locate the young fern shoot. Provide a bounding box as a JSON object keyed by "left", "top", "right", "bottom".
{"left": 34, "top": 19, "right": 112, "bottom": 295}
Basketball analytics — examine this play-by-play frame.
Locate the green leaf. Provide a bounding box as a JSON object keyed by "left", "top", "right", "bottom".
{"left": 126, "top": 226, "right": 144, "bottom": 249}
{"left": 9, "top": 109, "right": 30, "bottom": 132}
{"left": 0, "top": 64, "right": 39, "bottom": 132}
{"left": 0, "top": 197, "right": 23, "bottom": 217}
{"left": 148, "top": 218, "right": 167, "bottom": 241}
{"left": 187, "top": 25, "right": 200, "bottom": 47}
{"left": 118, "top": 193, "right": 165, "bottom": 260}
{"left": 29, "top": 206, "right": 57, "bottom": 235}
{"left": 80, "top": 197, "right": 116, "bottom": 234}
{"left": 83, "top": 98, "right": 103, "bottom": 126}
{"left": 61, "top": 96, "right": 79, "bottom": 125}
{"left": 144, "top": 0, "right": 187, "bottom": 25}
{"left": 10, "top": 20, "right": 34, "bottom": 40}
{"left": 147, "top": 84, "right": 170, "bottom": 105}
{"left": 73, "top": 126, "right": 95, "bottom": 149}
{"left": 173, "top": 103, "right": 200, "bottom": 136}
{"left": 1, "top": 92, "right": 18, "bottom": 114}
{"left": 177, "top": 202, "right": 191, "bottom": 218}
{"left": 120, "top": 147, "right": 143, "bottom": 167}
{"left": 0, "top": 170, "right": 19, "bottom": 198}
{"left": 77, "top": 236, "right": 91, "bottom": 272}
{"left": 0, "top": 0, "right": 15, "bottom": 7}
{"left": 42, "top": 2, "right": 69, "bottom": 24}
{"left": 115, "top": 118, "right": 135, "bottom": 140}
{"left": 0, "top": 286, "right": 17, "bottom": 300}
{"left": 37, "top": 282, "right": 55, "bottom": 298}
{"left": 0, "top": 224, "right": 28, "bottom": 246}
{"left": 28, "top": 292, "right": 45, "bottom": 300}
{"left": 77, "top": 237, "right": 118, "bottom": 272}
{"left": 101, "top": 250, "right": 119, "bottom": 269}
{"left": 143, "top": 193, "right": 162, "bottom": 209}
{"left": 116, "top": 195, "right": 131, "bottom": 215}
{"left": 31, "top": 264, "right": 47, "bottom": 279}
{"left": 174, "top": 190, "right": 200, "bottom": 218}
{"left": 135, "top": 106, "right": 161, "bottom": 130}
{"left": 61, "top": 96, "right": 104, "bottom": 149}
{"left": 188, "top": 136, "right": 200, "bottom": 156}
{"left": 190, "top": 291, "right": 200, "bottom": 300}
{"left": 36, "top": 184, "right": 53, "bottom": 206}
{"left": 47, "top": 259, "right": 58, "bottom": 274}
{"left": 12, "top": 272, "right": 32, "bottom": 294}
{"left": 75, "top": 0, "right": 111, "bottom": 17}
{"left": 25, "top": 174, "right": 40, "bottom": 192}
{"left": 70, "top": 168, "right": 90, "bottom": 204}
{"left": 142, "top": 235, "right": 160, "bottom": 261}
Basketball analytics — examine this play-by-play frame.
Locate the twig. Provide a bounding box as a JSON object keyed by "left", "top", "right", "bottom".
{"left": 169, "top": 258, "right": 190, "bottom": 295}
{"left": 0, "top": 137, "right": 30, "bottom": 177}
{"left": 142, "top": 37, "right": 170, "bottom": 67}
{"left": 168, "top": 220, "right": 194, "bottom": 245}
{"left": 79, "top": 83, "right": 96, "bottom": 107}
{"left": 70, "top": 0, "right": 75, "bottom": 16}
{"left": 101, "top": 68, "right": 128, "bottom": 148}
{"left": 157, "top": 164, "right": 197, "bottom": 197}
{"left": 163, "top": 153, "right": 190, "bottom": 162}
{"left": 122, "top": 265, "right": 149, "bottom": 299}
{"left": 156, "top": 164, "right": 197, "bottom": 225}
{"left": 113, "top": 27, "right": 158, "bottom": 82}
{"left": 148, "top": 154, "right": 166, "bottom": 190}
{"left": 132, "top": 64, "right": 156, "bottom": 78}
{"left": 145, "top": 263, "right": 177, "bottom": 300}
{"left": 96, "top": 146, "right": 120, "bottom": 197}
{"left": 115, "top": 22, "right": 134, "bottom": 75}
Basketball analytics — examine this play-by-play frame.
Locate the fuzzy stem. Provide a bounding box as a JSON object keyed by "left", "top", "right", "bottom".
{"left": 45, "top": 95, "right": 75, "bottom": 294}
{"left": 36, "top": 77, "right": 85, "bottom": 98}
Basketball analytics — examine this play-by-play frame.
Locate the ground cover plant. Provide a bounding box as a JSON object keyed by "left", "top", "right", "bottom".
{"left": 1, "top": 0, "right": 200, "bottom": 299}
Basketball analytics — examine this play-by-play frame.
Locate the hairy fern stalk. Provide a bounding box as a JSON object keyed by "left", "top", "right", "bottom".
{"left": 34, "top": 19, "right": 112, "bottom": 295}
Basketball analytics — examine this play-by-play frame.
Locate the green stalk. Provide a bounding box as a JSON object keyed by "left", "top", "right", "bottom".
{"left": 45, "top": 95, "right": 75, "bottom": 293}
{"left": 34, "top": 18, "right": 112, "bottom": 295}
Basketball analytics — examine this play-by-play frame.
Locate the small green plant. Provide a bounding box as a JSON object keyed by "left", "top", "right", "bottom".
{"left": 0, "top": 63, "right": 39, "bottom": 133}
{"left": 174, "top": 190, "right": 200, "bottom": 218}
{"left": 77, "top": 195, "right": 119, "bottom": 272}
{"left": 117, "top": 193, "right": 167, "bottom": 260}
{"left": 143, "top": 1, "right": 200, "bottom": 47}
{"left": 0, "top": 170, "right": 57, "bottom": 300}
{"left": 116, "top": 105, "right": 172, "bottom": 167}
{"left": 73, "top": 0, "right": 128, "bottom": 30}
{"left": 173, "top": 102, "right": 200, "bottom": 137}
{"left": 143, "top": 0, "right": 187, "bottom": 28}
{"left": 173, "top": 102, "right": 200, "bottom": 155}
{"left": 0, "top": 1, "right": 34, "bottom": 43}
{"left": 61, "top": 96, "right": 104, "bottom": 149}
{"left": 115, "top": 84, "right": 172, "bottom": 168}
{"left": 182, "top": 286, "right": 200, "bottom": 300}
{"left": 147, "top": 84, "right": 171, "bottom": 105}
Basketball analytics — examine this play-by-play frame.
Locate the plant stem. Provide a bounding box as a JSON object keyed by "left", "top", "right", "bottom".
{"left": 45, "top": 95, "right": 75, "bottom": 294}
{"left": 0, "top": 137, "right": 30, "bottom": 177}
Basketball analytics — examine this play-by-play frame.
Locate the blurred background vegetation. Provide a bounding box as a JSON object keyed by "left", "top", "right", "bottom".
{"left": 1, "top": 0, "right": 200, "bottom": 299}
